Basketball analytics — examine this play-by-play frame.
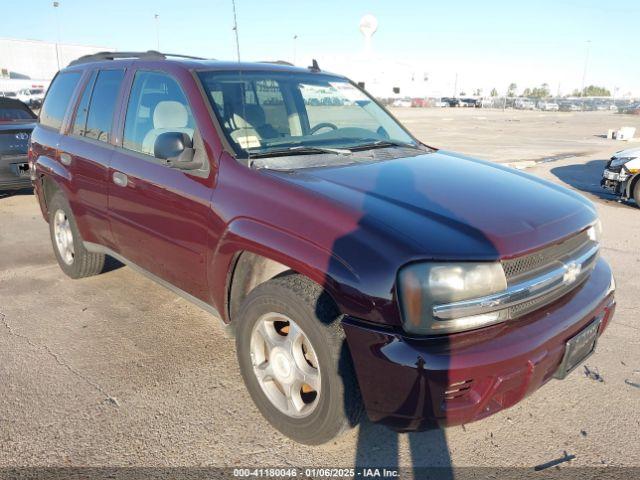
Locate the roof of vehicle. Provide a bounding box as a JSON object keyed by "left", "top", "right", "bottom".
{"left": 63, "top": 51, "right": 338, "bottom": 76}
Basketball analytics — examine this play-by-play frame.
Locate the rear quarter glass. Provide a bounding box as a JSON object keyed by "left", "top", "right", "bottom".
{"left": 40, "top": 72, "right": 82, "bottom": 130}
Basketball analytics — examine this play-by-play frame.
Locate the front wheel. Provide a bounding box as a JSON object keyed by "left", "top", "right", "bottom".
{"left": 235, "top": 274, "right": 363, "bottom": 445}
{"left": 633, "top": 179, "right": 640, "bottom": 208}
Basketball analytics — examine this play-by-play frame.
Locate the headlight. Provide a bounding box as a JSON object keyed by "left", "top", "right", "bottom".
{"left": 610, "top": 156, "right": 635, "bottom": 167}
{"left": 397, "top": 262, "right": 507, "bottom": 335}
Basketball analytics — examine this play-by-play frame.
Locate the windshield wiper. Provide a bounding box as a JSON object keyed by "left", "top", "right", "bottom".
{"left": 248, "top": 145, "right": 352, "bottom": 159}
{"left": 348, "top": 140, "right": 424, "bottom": 151}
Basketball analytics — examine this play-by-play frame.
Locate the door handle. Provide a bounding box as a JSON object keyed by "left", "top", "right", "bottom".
{"left": 112, "top": 171, "right": 128, "bottom": 187}
{"left": 59, "top": 152, "right": 72, "bottom": 166}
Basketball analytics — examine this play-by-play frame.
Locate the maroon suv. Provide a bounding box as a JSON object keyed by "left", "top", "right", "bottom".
{"left": 29, "top": 51, "right": 615, "bottom": 445}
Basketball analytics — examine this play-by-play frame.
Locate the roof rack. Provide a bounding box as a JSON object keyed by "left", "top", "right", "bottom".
{"left": 68, "top": 50, "right": 207, "bottom": 66}
{"left": 259, "top": 60, "right": 295, "bottom": 66}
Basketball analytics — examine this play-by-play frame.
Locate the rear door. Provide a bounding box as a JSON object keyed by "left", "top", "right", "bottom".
{"left": 58, "top": 68, "right": 126, "bottom": 247}
{"left": 108, "top": 69, "right": 212, "bottom": 302}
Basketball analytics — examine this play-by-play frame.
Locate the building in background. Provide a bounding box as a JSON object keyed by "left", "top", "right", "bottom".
{"left": 0, "top": 37, "right": 111, "bottom": 92}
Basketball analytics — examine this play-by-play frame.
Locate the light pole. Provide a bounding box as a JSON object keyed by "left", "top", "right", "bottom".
{"left": 292, "top": 35, "right": 298, "bottom": 65}
{"left": 581, "top": 40, "right": 591, "bottom": 96}
{"left": 231, "top": 0, "right": 241, "bottom": 62}
{"left": 154, "top": 14, "right": 160, "bottom": 51}
{"left": 52, "top": 1, "right": 61, "bottom": 70}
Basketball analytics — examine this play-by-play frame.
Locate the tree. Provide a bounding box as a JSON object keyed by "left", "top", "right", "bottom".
{"left": 490, "top": 88, "right": 498, "bottom": 97}
{"left": 507, "top": 83, "right": 517, "bottom": 97}
{"left": 523, "top": 88, "right": 532, "bottom": 97}
{"left": 583, "top": 85, "right": 611, "bottom": 97}
{"left": 473, "top": 88, "right": 482, "bottom": 96}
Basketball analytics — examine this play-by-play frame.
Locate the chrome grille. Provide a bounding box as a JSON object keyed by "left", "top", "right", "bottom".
{"left": 508, "top": 275, "right": 589, "bottom": 318}
{"left": 502, "top": 230, "right": 592, "bottom": 283}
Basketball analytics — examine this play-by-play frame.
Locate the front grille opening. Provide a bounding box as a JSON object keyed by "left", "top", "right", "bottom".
{"left": 502, "top": 230, "right": 593, "bottom": 284}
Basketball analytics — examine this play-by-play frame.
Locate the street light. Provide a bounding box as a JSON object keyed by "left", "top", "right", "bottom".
{"left": 154, "top": 14, "right": 160, "bottom": 51}
{"left": 52, "top": 1, "right": 61, "bottom": 70}
{"left": 231, "top": 0, "right": 241, "bottom": 62}
{"left": 292, "top": 35, "right": 298, "bottom": 65}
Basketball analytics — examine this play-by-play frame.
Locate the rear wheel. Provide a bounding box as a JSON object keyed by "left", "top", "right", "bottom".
{"left": 48, "top": 191, "right": 105, "bottom": 278}
{"left": 235, "top": 274, "right": 363, "bottom": 445}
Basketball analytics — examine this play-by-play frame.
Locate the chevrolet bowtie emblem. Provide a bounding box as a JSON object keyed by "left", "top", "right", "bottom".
{"left": 563, "top": 262, "right": 582, "bottom": 285}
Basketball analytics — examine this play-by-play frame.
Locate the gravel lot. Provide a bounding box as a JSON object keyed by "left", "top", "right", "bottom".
{"left": 1, "top": 109, "right": 639, "bottom": 474}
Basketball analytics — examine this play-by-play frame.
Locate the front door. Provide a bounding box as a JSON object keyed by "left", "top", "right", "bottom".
{"left": 107, "top": 70, "right": 212, "bottom": 302}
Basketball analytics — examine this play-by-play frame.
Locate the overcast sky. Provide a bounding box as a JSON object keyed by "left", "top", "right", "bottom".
{"left": 3, "top": 0, "right": 639, "bottom": 96}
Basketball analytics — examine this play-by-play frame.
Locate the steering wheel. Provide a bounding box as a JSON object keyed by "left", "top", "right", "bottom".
{"left": 309, "top": 122, "right": 338, "bottom": 135}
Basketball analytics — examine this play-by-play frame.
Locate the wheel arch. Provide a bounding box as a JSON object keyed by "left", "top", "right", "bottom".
{"left": 627, "top": 173, "right": 640, "bottom": 200}
{"left": 213, "top": 218, "right": 363, "bottom": 324}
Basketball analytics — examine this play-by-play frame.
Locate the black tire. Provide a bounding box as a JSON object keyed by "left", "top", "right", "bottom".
{"left": 235, "top": 274, "right": 363, "bottom": 445}
{"left": 48, "top": 191, "right": 105, "bottom": 279}
{"left": 633, "top": 179, "right": 640, "bottom": 208}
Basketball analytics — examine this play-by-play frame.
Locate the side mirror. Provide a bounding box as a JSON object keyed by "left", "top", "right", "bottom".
{"left": 154, "top": 132, "right": 202, "bottom": 170}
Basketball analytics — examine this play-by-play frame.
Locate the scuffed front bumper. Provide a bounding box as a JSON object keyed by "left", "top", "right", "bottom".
{"left": 343, "top": 258, "right": 615, "bottom": 431}
{"left": 601, "top": 168, "right": 631, "bottom": 198}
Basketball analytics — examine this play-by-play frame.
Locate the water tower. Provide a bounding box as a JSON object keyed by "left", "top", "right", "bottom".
{"left": 359, "top": 14, "right": 378, "bottom": 58}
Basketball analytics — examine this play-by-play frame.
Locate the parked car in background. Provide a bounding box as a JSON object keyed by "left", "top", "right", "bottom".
{"left": 459, "top": 98, "right": 478, "bottom": 107}
{"left": 602, "top": 146, "right": 640, "bottom": 204}
{"left": 515, "top": 98, "right": 535, "bottom": 110}
{"left": 30, "top": 51, "right": 615, "bottom": 445}
{"left": 619, "top": 103, "right": 640, "bottom": 115}
{"left": 538, "top": 101, "right": 559, "bottom": 111}
{"left": 16, "top": 88, "right": 45, "bottom": 108}
{"left": 0, "top": 91, "right": 18, "bottom": 99}
{"left": 432, "top": 98, "right": 450, "bottom": 108}
{"left": 0, "top": 97, "right": 37, "bottom": 191}
{"left": 391, "top": 98, "right": 412, "bottom": 107}
{"left": 411, "top": 98, "right": 428, "bottom": 108}
{"left": 559, "top": 102, "right": 581, "bottom": 112}
{"left": 441, "top": 97, "right": 460, "bottom": 107}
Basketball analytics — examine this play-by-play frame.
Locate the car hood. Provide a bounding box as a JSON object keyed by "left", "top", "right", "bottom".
{"left": 266, "top": 151, "right": 597, "bottom": 259}
{"left": 612, "top": 146, "right": 640, "bottom": 159}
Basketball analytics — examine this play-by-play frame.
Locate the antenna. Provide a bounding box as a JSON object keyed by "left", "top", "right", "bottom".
{"left": 231, "top": 0, "right": 241, "bottom": 62}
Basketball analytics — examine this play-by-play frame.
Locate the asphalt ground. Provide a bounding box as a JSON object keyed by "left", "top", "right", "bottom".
{"left": 1, "top": 109, "right": 639, "bottom": 476}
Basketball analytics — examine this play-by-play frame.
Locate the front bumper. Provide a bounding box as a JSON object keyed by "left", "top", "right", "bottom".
{"left": 601, "top": 168, "right": 630, "bottom": 198}
{"left": 0, "top": 154, "right": 32, "bottom": 191}
{"left": 343, "top": 258, "right": 615, "bottom": 431}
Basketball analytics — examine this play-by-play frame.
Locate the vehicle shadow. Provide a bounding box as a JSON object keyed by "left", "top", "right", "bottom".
{"left": 320, "top": 158, "right": 500, "bottom": 477}
{"left": 0, "top": 187, "right": 33, "bottom": 200}
{"left": 550, "top": 159, "right": 621, "bottom": 203}
{"left": 102, "top": 255, "right": 125, "bottom": 273}
{"left": 354, "top": 419, "right": 453, "bottom": 478}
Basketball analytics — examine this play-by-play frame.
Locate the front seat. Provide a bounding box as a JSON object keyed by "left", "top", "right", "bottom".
{"left": 142, "top": 101, "right": 194, "bottom": 156}
{"left": 231, "top": 104, "right": 280, "bottom": 140}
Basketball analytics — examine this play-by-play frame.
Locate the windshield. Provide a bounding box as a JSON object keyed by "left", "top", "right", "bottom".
{"left": 197, "top": 70, "right": 416, "bottom": 158}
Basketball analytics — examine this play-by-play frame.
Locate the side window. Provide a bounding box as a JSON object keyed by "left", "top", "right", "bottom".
{"left": 123, "top": 71, "right": 194, "bottom": 157}
{"left": 84, "top": 69, "right": 125, "bottom": 143}
{"left": 39, "top": 72, "right": 81, "bottom": 130}
{"left": 72, "top": 71, "right": 97, "bottom": 136}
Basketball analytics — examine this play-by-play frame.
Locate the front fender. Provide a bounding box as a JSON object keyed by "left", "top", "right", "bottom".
{"left": 210, "top": 217, "right": 375, "bottom": 323}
